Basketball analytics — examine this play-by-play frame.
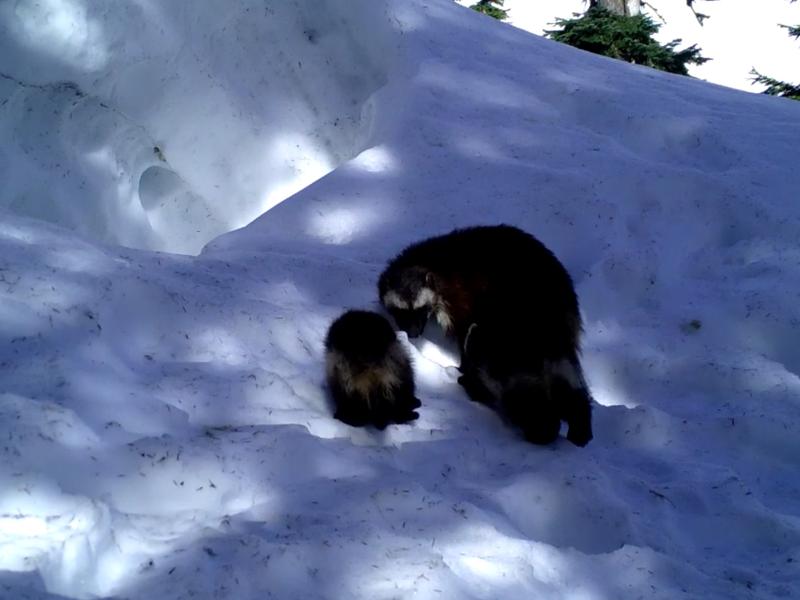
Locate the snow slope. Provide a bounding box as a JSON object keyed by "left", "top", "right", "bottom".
{"left": 2, "top": 1, "right": 800, "bottom": 599}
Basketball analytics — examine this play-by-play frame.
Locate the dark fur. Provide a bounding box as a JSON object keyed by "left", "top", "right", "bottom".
{"left": 378, "top": 224, "right": 592, "bottom": 446}
{"left": 324, "top": 310, "right": 420, "bottom": 430}
{"left": 378, "top": 225, "right": 581, "bottom": 356}
{"left": 460, "top": 319, "right": 592, "bottom": 446}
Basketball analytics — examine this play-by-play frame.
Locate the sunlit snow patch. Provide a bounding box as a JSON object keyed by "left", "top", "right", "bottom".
{"left": 417, "top": 339, "right": 460, "bottom": 369}
{"left": 349, "top": 145, "right": 399, "bottom": 174}
{"left": 307, "top": 205, "right": 381, "bottom": 245}
{"left": 5, "top": 0, "right": 110, "bottom": 71}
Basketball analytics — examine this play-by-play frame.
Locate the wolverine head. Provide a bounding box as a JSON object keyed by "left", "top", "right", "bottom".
{"left": 378, "top": 264, "right": 439, "bottom": 338}
{"left": 325, "top": 310, "right": 398, "bottom": 370}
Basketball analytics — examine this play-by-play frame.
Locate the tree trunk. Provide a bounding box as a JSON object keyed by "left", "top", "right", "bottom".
{"left": 590, "top": 0, "right": 641, "bottom": 16}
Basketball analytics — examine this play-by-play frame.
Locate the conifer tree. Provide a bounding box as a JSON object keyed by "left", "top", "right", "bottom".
{"left": 470, "top": 0, "right": 508, "bottom": 21}
{"left": 750, "top": 1, "right": 799, "bottom": 100}
{"left": 546, "top": 6, "right": 708, "bottom": 76}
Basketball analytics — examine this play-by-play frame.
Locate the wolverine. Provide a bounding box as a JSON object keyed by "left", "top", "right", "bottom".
{"left": 324, "top": 310, "right": 421, "bottom": 430}
{"left": 378, "top": 224, "right": 592, "bottom": 445}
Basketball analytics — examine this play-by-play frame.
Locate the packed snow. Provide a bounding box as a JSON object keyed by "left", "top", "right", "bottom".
{"left": 1, "top": 1, "right": 800, "bottom": 599}
{"left": 0, "top": 0, "right": 395, "bottom": 254}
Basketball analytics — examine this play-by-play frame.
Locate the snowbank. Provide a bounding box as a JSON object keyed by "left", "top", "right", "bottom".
{"left": 1, "top": 1, "right": 799, "bottom": 599}
{"left": 0, "top": 0, "right": 398, "bottom": 254}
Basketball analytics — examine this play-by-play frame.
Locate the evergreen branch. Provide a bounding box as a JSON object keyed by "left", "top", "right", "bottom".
{"left": 685, "top": 0, "right": 720, "bottom": 26}
{"left": 781, "top": 24, "right": 800, "bottom": 40}
{"left": 750, "top": 68, "right": 800, "bottom": 100}
{"left": 641, "top": 1, "right": 667, "bottom": 25}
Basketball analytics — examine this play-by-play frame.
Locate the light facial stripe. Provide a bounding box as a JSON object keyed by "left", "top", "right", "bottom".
{"left": 383, "top": 291, "right": 409, "bottom": 309}
{"left": 435, "top": 308, "right": 453, "bottom": 331}
{"left": 412, "top": 287, "right": 436, "bottom": 309}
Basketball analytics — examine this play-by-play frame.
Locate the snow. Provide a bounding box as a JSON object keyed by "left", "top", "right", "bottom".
{"left": 1, "top": 0, "right": 800, "bottom": 599}
{"left": 0, "top": 0, "right": 395, "bottom": 254}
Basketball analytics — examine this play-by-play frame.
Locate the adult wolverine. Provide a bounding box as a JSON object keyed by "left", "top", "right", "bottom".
{"left": 379, "top": 224, "right": 593, "bottom": 446}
